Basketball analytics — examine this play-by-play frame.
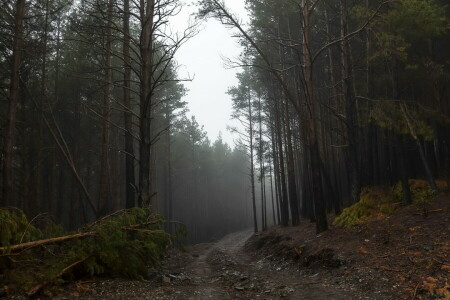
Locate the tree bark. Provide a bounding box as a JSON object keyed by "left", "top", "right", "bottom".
{"left": 275, "top": 92, "right": 289, "bottom": 226}
{"left": 400, "top": 103, "right": 438, "bottom": 192}
{"left": 341, "top": 0, "right": 361, "bottom": 205}
{"left": 99, "top": 0, "right": 114, "bottom": 216}
{"left": 248, "top": 83, "right": 258, "bottom": 233}
{"left": 123, "top": 0, "right": 136, "bottom": 209}
{"left": 138, "top": 0, "right": 155, "bottom": 207}
{"left": 2, "top": 0, "right": 26, "bottom": 206}
{"left": 283, "top": 99, "right": 300, "bottom": 225}
{"left": 301, "top": 0, "right": 328, "bottom": 233}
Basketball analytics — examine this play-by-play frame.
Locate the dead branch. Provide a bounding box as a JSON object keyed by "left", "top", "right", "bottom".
{"left": 27, "top": 257, "right": 89, "bottom": 297}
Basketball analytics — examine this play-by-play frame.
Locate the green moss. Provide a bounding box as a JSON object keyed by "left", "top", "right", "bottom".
{"left": 333, "top": 202, "right": 370, "bottom": 227}
{"left": 333, "top": 186, "right": 397, "bottom": 228}
{"left": 335, "top": 179, "right": 448, "bottom": 228}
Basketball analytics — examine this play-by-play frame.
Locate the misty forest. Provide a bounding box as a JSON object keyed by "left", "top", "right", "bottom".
{"left": 0, "top": 0, "right": 449, "bottom": 299}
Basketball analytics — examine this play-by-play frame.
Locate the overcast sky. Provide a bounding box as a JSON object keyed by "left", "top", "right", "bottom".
{"left": 170, "top": 1, "right": 249, "bottom": 147}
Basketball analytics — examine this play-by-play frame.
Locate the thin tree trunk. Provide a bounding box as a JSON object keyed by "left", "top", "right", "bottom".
{"left": 283, "top": 99, "right": 300, "bottom": 226}
{"left": 123, "top": 0, "right": 136, "bottom": 208}
{"left": 248, "top": 83, "right": 258, "bottom": 233}
{"left": 268, "top": 153, "right": 277, "bottom": 225}
{"left": 275, "top": 93, "right": 289, "bottom": 226}
{"left": 270, "top": 115, "right": 282, "bottom": 225}
{"left": 400, "top": 103, "right": 438, "bottom": 192}
{"left": 258, "top": 94, "right": 267, "bottom": 230}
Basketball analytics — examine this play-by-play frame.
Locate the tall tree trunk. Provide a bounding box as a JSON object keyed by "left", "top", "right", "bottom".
{"left": 36, "top": 0, "right": 50, "bottom": 213}
{"left": 325, "top": 8, "right": 342, "bottom": 215}
{"left": 49, "top": 15, "right": 62, "bottom": 215}
{"left": 248, "top": 84, "right": 258, "bottom": 233}
{"left": 99, "top": 0, "right": 114, "bottom": 216}
{"left": 301, "top": 0, "right": 328, "bottom": 232}
{"left": 275, "top": 93, "right": 289, "bottom": 226}
{"left": 258, "top": 94, "right": 267, "bottom": 230}
{"left": 270, "top": 116, "right": 282, "bottom": 225}
{"left": 2, "top": 0, "right": 26, "bottom": 206}
{"left": 164, "top": 104, "right": 173, "bottom": 232}
{"left": 283, "top": 100, "right": 300, "bottom": 225}
{"left": 123, "top": 0, "right": 136, "bottom": 208}
{"left": 341, "top": 0, "right": 361, "bottom": 205}
{"left": 268, "top": 153, "right": 277, "bottom": 225}
{"left": 138, "top": 0, "right": 155, "bottom": 207}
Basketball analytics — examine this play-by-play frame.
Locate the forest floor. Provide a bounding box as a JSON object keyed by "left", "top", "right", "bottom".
{"left": 6, "top": 195, "right": 449, "bottom": 300}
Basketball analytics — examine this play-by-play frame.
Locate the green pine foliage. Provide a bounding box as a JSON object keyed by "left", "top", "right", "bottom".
{"left": 0, "top": 208, "right": 42, "bottom": 249}
{"left": 1, "top": 208, "right": 172, "bottom": 292}
{"left": 73, "top": 208, "right": 170, "bottom": 278}
{"left": 370, "top": 101, "right": 435, "bottom": 140}
{"left": 355, "top": 0, "right": 446, "bottom": 61}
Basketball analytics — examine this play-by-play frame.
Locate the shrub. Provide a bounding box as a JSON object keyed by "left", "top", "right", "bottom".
{"left": 393, "top": 179, "right": 448, "bottom": 203}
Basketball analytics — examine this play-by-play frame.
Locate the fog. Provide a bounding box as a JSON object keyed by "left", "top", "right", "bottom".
{"left": 171, "top": 0, "right": 249, "bottom": 146}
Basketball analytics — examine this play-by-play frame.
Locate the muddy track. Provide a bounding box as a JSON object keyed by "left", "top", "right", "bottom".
{"left": 183, "top": 230, "right": 253, "bottom": 299}
{"left": 36, "top": 230, "right": 384, "bottom": 299}
{"left": 172, "top": 230, "right": 363, "bottom": 300}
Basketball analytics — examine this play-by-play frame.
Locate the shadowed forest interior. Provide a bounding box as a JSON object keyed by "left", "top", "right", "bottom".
{"left": 0, "top": 0, "right": 449, "bottom": 298}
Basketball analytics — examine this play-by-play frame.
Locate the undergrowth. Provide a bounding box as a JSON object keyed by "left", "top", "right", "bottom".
{"left": 333, "top": 186, "right": 396, "bottom": 228}
{"left": 0, "top": 207, "right": 177, "bottom": 294}
{"left": 333, "top": 179, "right": 448, "bottom": 228}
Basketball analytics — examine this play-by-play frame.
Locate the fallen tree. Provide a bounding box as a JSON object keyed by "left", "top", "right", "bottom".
{"left": 0, "top": 207, "right": 174, "bottom": 296}
{"left": 0, "top": 232, "right": 96, "bottom": 254}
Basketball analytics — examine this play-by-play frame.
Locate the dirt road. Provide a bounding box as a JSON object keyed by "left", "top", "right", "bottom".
{"left": 48, "top": 230, "right": 378, "bottom": 299}
{"left": 148, "top": 230, "right": 364, "bottom": 300}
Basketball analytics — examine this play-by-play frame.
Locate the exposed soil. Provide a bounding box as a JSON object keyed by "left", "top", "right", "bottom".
{"left": 5, "top": 195, "right": 449, "bottom": 300}
{"left": 245, "top": 195, "right": 450, "bottom": 300}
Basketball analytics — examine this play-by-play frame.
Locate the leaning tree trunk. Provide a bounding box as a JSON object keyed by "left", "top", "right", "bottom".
{"left": 400, "top": 103, "right": 438, "bottom": 192}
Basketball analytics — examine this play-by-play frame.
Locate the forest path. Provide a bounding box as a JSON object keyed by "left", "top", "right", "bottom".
{"left": 184, "top": 230, "right": 253, "bottom": 299}
{"left": 174, "top": 230, "right": 361, "bottom": 300}
{"left": 54, "top": 230, "right": 370, "bottom": 299}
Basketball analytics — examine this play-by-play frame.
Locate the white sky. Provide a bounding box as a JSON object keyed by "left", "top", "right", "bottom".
{"left": 170, "top": 1, "right": 249, "bottom": 146}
